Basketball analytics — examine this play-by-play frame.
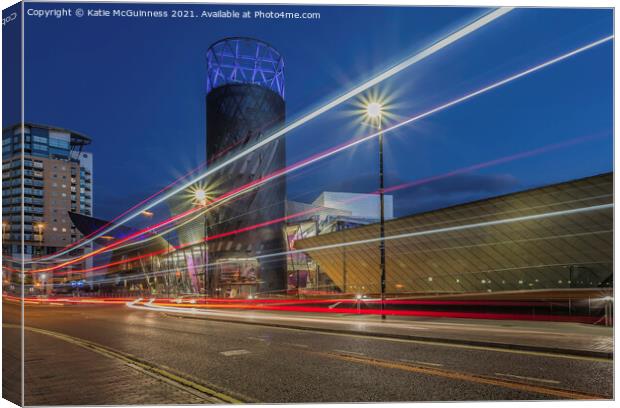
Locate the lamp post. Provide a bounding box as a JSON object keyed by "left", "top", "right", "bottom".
{"left": 365, "top": 101, "right": 387, "bottom": 320}
{"left": 193, "top": 188, "right": 209, "bottom": 301}
{"left": 34, "top": 223, "right": 46, "bottom": 292}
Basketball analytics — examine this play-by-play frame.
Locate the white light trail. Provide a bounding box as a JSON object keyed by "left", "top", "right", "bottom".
{"left": 36, "top": 32, "right": 613, "bottom": 268}
{"left": 38, "top": 8, "right": 513, "bottom": 261}
{"left": 302, "top": 35, "right": 615, "bottom": 167}
{"left": 59, "top": 202, "right": 611, "bottom": 286}
{"left": 125, "top": 299, "right": 434, "bottom": 330}
{"left": 261, "top": 203, "right": 614, "bottom": 258}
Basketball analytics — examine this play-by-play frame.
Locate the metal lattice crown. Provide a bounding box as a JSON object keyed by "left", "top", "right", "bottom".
{"left": 206, "top": 37, "right": 285, "bottom": 99}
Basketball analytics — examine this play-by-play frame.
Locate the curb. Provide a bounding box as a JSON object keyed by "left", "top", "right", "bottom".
{"left": 166, "top": 313, "right": 613, "bottom": 360}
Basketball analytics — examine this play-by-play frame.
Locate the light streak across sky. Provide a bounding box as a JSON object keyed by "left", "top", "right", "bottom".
{"left": 256, "top": 204, "right": 614, "bottom": 259}
{"left": 19, "top": 33, "right": 613, "bottom": 273}
{"left": 9, "top": 128, "right": 609, "bottom": 273}
{"left": 32, "top": 7, "right": 513, "bottom": 262}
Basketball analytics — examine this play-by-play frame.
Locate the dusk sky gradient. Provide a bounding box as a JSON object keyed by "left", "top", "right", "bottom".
{"left": 6, "top": 4, "right": 613, "bottom": 223}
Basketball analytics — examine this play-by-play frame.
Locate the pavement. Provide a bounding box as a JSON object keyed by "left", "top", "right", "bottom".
{"left": 22, "top": 330, "right": 217, "bottom": 405}
{"left": 3, "top": 323, "right": 230, "bottom": 405}
{"left": 131, "top": 300, "right": 614, "bottom": 358}
{"left": 2, "top": 301, "right": 614, "bottom": 404}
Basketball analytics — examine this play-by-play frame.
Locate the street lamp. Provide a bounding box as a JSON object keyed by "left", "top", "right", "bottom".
{"left": 193, "top": 188, "right": 209, "bottom": 299}
{"left": 364, "top": 100, "right": 387, "bottom": 320}
{"left": 366, "top": 102, "right": 383, "bottom": 122}
{"left": 193, "top": 188, "right": 208, "bottom": 207}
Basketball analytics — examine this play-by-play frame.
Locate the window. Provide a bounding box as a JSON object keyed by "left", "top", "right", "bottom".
{"left": 49, "top": 138, "right": 69, "bottom": 149}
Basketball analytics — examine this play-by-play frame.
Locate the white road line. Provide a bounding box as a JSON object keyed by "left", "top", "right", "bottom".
{"left": 328, "top": 302, "right": 342, "bottom": 309}
{"left": 247, "top": 336, "right": 268, "bottom": 342}
{"left": 494, "top": 372, "right": 560, "bottom": 384}
{"left": 400, "top": 359, "right": 443, "bottom": 367}
{"left": 220, "top": 349, "right": 251, "bottom": 357}
{"left": 334, "top": 350, "right": 366, "bottom": 356}
{"left": 416, "top": 361, "right": 444, "bottom": 367}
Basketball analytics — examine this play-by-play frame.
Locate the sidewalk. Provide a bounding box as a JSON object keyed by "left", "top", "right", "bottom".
{"left": 15, "top": 328, "right": 211, "bottom": 405}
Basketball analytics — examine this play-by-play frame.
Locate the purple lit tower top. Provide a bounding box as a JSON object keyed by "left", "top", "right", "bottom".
{"left": 206, "top": 37, "right": 285, "bottom": 99}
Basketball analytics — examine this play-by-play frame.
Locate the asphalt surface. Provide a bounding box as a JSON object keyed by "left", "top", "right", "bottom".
{"left": 3, "top": 302, "right": 614, "bottom": 403}
{"left": 129, "top": 299, "right": 614, "bottom": 356}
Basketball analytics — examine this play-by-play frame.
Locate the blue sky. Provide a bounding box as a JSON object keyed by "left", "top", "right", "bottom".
{"left": 11, "top": 4, "right": 613, "bottom": 221}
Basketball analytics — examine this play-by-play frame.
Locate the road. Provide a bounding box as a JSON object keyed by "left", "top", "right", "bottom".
{"left": 3, "top": 302, "right": 613, "bottom": 404}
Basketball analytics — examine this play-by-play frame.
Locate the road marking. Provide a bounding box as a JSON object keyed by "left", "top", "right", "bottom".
{"left": 3, "top": 324, "right": 245, "bottom": 404}
{"left": 399, "top": 359, "right": 443, "bottom": 367}
{"left": 328, "top": 302, "right": 342, "bottom": 309}
{"left": 220, "top": 349, "right": 251, "bottom": 357}
{"left": 247, "top": 336, "right": 268, "bottom": 342}
{"left": 494, "top": 373, "right": 560, "bottom": 385}
{"left": 301, "top": 330, "right": 611, "bottom": 364}
{"left": 333, "top": 349, "right": 366, "bottom": 356}
{"left": 323, "top": 352, "right": 606, "bottom": 400}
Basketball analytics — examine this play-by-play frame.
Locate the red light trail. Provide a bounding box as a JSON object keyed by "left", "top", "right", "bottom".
{"left": 33, "top": 133, "right": 602, "bottom": 277}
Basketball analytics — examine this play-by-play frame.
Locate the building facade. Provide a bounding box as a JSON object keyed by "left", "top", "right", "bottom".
{"left": 2, "top": 123, "right": 94, "bottom": 291}
{"left": 313, "top": 192, "right": 394, "bottom": 220}
{"left": 285, "top": 193, "right": 394, "bottom": 293}
{"left": 294, "top": 173, "right": 613, "bottom": 295}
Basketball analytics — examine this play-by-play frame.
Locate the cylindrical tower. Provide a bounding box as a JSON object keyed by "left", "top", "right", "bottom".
{"left": 205, "top": 38, "right": 286, "bottom": 296}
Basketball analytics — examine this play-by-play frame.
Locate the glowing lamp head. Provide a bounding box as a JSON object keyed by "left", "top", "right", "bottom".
{"left": 366, "top": 102, "right": 383, "bottom": 119}
{"left": 194, "top": 189, "right": 207, "bottom": 206}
